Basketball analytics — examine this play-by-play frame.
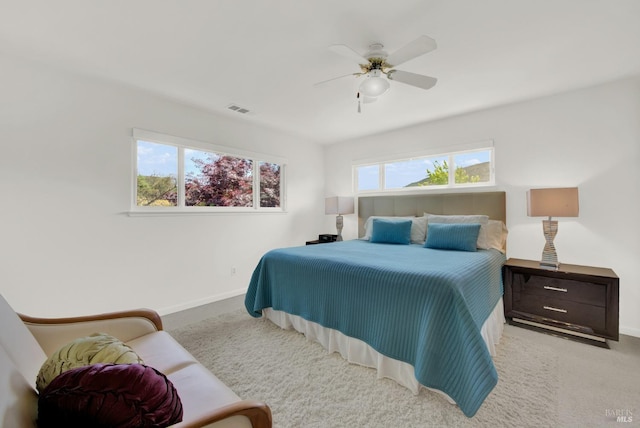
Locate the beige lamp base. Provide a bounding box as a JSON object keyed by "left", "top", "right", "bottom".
{"left": 540, "top": 218, "right": 559, "bottom": 270}
{"left": 335, "top": 215, "right": 344, "bottom": 241}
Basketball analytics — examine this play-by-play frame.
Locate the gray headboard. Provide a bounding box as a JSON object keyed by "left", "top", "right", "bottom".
{"left": 358, "top": 191, "right": 506, "bottom": 237}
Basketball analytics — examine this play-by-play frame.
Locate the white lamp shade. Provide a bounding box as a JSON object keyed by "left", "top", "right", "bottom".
{"left": 527, "top": 187, "right": 579, "bottom": 217}
{"left": 325, "top": 196, "right": 354, "bottom": 215}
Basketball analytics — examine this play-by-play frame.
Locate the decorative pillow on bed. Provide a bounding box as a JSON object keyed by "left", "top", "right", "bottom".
{"left": 477, "top": 219, "right": 509, "bottom": 253}
{"left": 362, "top": 216, "right": 413, "bottom": 240}
{"left": 36, "top": 333, "right": 143, "bottom": 393}
{"left": 424, "top": 223, "right": 481, "bottom": 252}
{"left": 425, "top": 214, "right": 489, "bottom": 226}
{"left": 409, "top": 216, "right": 428, "bottom": 244}
{"left": 425, "top": 214, "right": 499, "bottom": 251}
{"left": 38, "top": 363, "right": 183, "bottom": 428}
{"left": 370, "top": 218, "right": 412, "bottom": 244}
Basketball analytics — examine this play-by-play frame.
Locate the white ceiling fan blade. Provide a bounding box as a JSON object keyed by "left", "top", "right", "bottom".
{"left": 313, "top": 73, "right": 358, "bottom": 87}
{"left": 328, "top": 44, "right": 369, "bottom": 64}
{"left": 387, "top": 70, "right": 437, "bottom": 90}
{"left": 363, "top": 96, "right": 377, "bottom": 104}
{"left": 385, "top": 35, "right": 437, "bottom": 67}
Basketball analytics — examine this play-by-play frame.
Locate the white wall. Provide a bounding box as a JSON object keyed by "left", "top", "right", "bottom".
{"left": 2, "top": 50, "right": 638, "bottom": 337}
{"left": 0, "top": 54, "right": 325, "bottom": 317}
{"left": 324, "top": 76, "right": 640, "bottom": 337}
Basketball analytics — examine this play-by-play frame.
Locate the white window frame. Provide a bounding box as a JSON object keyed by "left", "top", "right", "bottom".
{"left": 353, "top": 141, "right": 495, "bottom": 194}
{"left": 130, "top": 128, "right": 286, "bottom": 215}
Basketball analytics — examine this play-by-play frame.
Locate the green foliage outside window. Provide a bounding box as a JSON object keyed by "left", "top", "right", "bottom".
{"left": 137, "top": 175, "right": 177, "bottom": 206}
{"left": 417, "top": 160, "right": 481, "bottom": 186}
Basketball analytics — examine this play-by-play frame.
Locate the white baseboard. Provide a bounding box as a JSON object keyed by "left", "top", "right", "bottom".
{"left": 160, "top": 292, "right": 247, "bottom": 330}
{"left": 157, "top": 289, "right": 246, "bottom": 316}
{"left": 620, "top": 326, "right": 640, "bottom": 338}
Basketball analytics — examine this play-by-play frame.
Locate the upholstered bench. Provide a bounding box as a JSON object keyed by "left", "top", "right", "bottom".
{"left": 0, "top": 293, "right": 271, "bottom": 428}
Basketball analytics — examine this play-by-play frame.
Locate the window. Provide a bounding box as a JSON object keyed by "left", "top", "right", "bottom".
{"left": 133, "top": 129, "right": 285, "bottom": 212}
{"left": 136, "top": 141, "right": 178, "bottom": 206}
{"left": 354, "top": 146, "right": 494, "bottom": 193}
{"left": 356, "top": 164, "right": 379, "bottom": 191}
{"left": 183, "top": 149, "right": 254, "bottom": 207}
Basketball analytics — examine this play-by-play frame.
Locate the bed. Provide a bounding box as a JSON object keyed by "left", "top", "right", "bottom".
{"left": 244, "top": 192, "right": 507, "bottom": 417}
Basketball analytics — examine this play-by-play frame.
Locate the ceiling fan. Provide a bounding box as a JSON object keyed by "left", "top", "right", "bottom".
{"left": 316, "top": 35, "right": 438, "bottom": 110}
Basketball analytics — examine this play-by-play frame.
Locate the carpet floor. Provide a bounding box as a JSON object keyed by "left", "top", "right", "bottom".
{"left": 170, "top": 309, "right": 576, "bottom": 427}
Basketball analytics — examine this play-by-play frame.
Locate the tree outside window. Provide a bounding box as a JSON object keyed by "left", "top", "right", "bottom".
{"left": 135, "top": 138, "right": 283, "bottom": 211}
{"left": 355, "top": 147, "right": 493, "bottom": 192}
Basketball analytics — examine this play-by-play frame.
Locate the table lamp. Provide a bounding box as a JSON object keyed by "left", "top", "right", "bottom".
{"left": 527, "top": 187, "right": 579, "bottom": 269}
{"left": 325, "top": 196, "right": 354, "bottom": 241}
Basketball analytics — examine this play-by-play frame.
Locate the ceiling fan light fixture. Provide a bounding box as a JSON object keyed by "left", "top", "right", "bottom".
{"left": 359, "top": 69, "right": 390, "bottom": 97}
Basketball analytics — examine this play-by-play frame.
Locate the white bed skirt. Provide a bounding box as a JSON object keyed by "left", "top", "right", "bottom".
{"left": 263, "top": 299, "right": 505, "bottom": 402}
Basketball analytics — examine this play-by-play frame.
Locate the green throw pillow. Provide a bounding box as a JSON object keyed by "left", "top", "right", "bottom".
{"left": 36, "top": 333, "right": 143, "bottom": 393}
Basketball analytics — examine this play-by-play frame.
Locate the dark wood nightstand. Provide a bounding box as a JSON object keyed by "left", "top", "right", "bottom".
{"left": 503, "top": 258, "right": 619, "bottom": 348}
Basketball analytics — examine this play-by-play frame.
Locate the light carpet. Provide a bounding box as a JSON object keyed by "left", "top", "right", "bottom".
{"left": 170, "top": 309, "right": 564, "bottom": 427}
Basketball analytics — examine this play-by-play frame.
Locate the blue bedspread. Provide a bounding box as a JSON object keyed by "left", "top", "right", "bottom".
{"left": 245, "top": 240, "right": 506, "bottom": 417}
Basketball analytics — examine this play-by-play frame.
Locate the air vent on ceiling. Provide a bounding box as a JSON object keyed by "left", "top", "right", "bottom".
{"left": 226, "top": 103, "right": 251, "bottom": 114}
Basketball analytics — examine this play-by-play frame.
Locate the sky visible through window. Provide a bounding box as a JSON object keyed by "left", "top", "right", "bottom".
{"left": 139, "top": 141, "right": 490, "bottom": 190}
{"left": 137, "top": 141, "right": 212, "bottom": 177}
{"left": 384, "top": 156, "right": 447, "bottom": 189}
{"left": 359, "top": 151, "right": 491, "bottom": 190}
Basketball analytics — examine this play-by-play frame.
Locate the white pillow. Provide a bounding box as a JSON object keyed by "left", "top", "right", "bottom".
{"left": 478, "top": 220, "right": 508, "bottom": 253}
{"left": 409, "top": 216, "right": 428, "bottom": 244}
{"left": 425, "top": 214, "right": 489, "bottom": 225}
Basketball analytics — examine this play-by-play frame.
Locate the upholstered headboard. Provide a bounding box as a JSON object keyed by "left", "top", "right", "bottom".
{"left": 357, "top": 191, "right": 506, "bottom": 237}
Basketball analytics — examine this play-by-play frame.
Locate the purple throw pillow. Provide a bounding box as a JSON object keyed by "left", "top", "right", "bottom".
{"left": 38, "top": 363, "right": 183, "bottom": 428}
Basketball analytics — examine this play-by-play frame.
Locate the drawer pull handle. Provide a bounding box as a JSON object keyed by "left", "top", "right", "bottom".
{"left": 543, "top": 305, "right": 567, "bottom": 313}
{"left": 544, "top": 286, "right": 567, "bottom": 292}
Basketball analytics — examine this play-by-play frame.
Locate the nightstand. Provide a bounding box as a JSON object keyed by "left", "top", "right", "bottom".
{"left": 503, "top": 258, "right": 619, "bottom": 348}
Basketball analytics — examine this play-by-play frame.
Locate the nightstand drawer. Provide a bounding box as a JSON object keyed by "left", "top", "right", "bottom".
{"left": 512, "top": 294, "right": 606, "bottom": 331}
{"left": 512, "top": 273, "right": 606, "bottom": 306}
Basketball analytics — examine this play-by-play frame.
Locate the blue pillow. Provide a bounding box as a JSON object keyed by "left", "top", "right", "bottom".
{"left": 424, "top": 223, "right": 481, "bottom": 252}
{"left": 370, "top": 218, "right": 412, "bottom": 245}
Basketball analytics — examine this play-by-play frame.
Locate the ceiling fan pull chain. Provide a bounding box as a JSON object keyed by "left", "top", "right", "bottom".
{"left": 357, "top": 92, "right": 362, "bottom": 113}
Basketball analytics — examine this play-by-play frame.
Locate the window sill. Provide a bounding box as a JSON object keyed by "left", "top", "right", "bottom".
{"left": 356, "top": 184, "right": 497, "bottom": 197}
{"left": 127, "top": 209, "right": 287, "bottom": 217}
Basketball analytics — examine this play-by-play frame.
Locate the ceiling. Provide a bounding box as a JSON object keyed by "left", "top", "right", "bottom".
{"left": 1, "top": 0, "right": 639, "bottom": 145}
